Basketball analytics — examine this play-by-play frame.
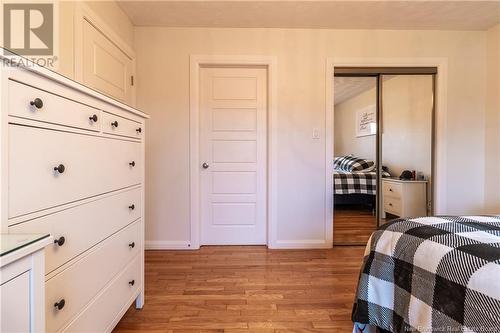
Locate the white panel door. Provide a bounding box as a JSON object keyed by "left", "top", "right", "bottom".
{"left": 82, "top": 19, "right": 134, "bottom": 104}
{"left": 200, "top": 67, "right": 267, "bottom": 245}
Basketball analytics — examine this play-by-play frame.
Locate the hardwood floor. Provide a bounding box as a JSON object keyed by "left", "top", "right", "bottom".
{"left": 113, "top": 246, "right": 365, "bottom": 333}
{"left": 333, "top": 206, "right": 377, "bottom": 246}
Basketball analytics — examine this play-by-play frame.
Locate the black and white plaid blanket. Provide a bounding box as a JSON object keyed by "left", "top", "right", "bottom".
{"left": 334, "top": 170, "right": 390, "bottom": 195}
{"left": 352, "top": 216, "right": 500, "bottom": 333}
{"left": 334, "top": 170, "right": 377, "bottom": 195}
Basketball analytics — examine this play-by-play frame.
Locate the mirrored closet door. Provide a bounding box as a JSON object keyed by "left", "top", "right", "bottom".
{"left": 379, "top": 74, "right": 434, "bottom": 225}
{"left": 333, "top": 68, "right": 436, "bottom": 245}
{"left": 333, "top": 76, "right": 379, "bottom": 245}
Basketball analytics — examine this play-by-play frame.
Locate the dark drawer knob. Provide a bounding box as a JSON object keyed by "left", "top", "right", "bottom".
{"left": 129, "top": 280, "right": 135, "bottom": 286}
{"left": 129, "top": 161, "right": 136, "bottom": 167}
{"left": 111, "top": 120, "right": 119, "bottom": 128}
{"left": 54, "top": 299, "right": 65, "bottom": 310}
{"left": 89, "top": 114, "right": 98, "bottom": 122}
{"left": 129, "top": 204, "right": 135, "bottom": 210}
{"left": 129, "top": 242, "right": 135, "bottom": 248}
{"left": 136, "top": 127, "right": 142, "bottom": 133}
{"left": 54, "top": 164, "right": 65, "bottom": 174}
{"left": 54, "top": 236, "right": 65, "bottom": 247}
{"left": 30, "top": 98, "right": 43, "bottom": 109}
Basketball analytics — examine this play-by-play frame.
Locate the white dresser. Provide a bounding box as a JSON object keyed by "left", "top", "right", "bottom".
{"left": 382, "top": 178, "right": 428, "bottom": 218}
{"left": 1, "top": 55, "right": 148, "bottom": 332}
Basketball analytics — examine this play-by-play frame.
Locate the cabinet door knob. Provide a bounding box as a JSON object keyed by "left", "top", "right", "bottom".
{"left": 129, "top": 161, "right": 136, "bottom": 167}
{"left": 111, "top": 120, "right": 119, "bottom": 128}
{"left": 30, "top": 98, "right": 43, "bottom": 109}
{"left": 54, "top": 164, "right": 65, "bottom": 174}
{"left": 129, "top": 204, "right": 135, "bottom": 210}
{"left": 54, "top": 299, "right": 65, "bottom": 310}
{"left": 129, "top": 280, "right": 135, "bottom": 286}
{"left": 136, "top": 127, "right": 142, "bottom": 133}
{"left": 89, "top": 114, "right": 98, "bottom": 122}
{"left": 54, "top": 236, "right": 65, "bottom": 247}
{"left": 202, "top": 162, "right": 209, "bottom": 169}
{"left": 129, "top": 242, "right": 135, "bottom": 248}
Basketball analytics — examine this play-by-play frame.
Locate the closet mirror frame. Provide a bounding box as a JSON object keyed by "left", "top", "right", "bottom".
{"left": 334, "top": 67, "right": 437, "bottom": 227}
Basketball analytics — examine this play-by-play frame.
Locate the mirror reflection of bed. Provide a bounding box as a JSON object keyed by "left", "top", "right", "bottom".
{"left": 333, "top": 76, "right": 378, "bottom": 245}
{"left": 333, "top": 73, "right": 434, "bottom": 245}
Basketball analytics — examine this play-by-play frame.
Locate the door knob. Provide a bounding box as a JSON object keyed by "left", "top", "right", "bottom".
{"left": 202, "top": 163, "right": 209, "bottom": 169}
{"left": 111, "top": 120, "right": 119, "bottom": 127}
{"left": 89, "top": 114, "right": 98, "bottom": 122}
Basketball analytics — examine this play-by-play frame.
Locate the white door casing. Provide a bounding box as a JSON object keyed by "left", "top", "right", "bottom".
{"left": 199, "top": 67, "right": 267, "bottom": 245}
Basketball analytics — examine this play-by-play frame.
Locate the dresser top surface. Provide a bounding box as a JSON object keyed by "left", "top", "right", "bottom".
{"left": 1, "top": 233, "right": 51, "bottom": 257}
{"left": 383, "top": 177, "right": 428, "bottom": 184}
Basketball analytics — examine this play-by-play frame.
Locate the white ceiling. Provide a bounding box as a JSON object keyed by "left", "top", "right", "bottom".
{"left": 334, "top": 76, "right": 377, "bottom": 105}
{"left": 117, "top": 1, "right": 500, "bottom": 30}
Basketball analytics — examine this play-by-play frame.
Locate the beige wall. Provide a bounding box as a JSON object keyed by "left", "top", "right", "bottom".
{"left": 57, "top": 0, "right": 134, "bottom": 79}
{"left": 382, "top": 75, "right": 433, "bottom": 178}
{"left": 334, "top": 83, "right": 377, "bottom": 162}
{"left": 134, "top": 27, "right": 487, "bottom": 246}
{"left": 485, "top": 24, "right": 500, "bottom": 213}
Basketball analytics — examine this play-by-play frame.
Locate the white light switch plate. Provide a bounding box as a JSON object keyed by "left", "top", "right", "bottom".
{"left": 312, "top": 128, "right": 320, "bottom": 139}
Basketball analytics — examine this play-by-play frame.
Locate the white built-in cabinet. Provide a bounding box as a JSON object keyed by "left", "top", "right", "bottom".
{"left": 1, "top": 54, "right": 148, "bottom": 332}
{"left": 74, "top": 4, "right": 136, "bottom": 106}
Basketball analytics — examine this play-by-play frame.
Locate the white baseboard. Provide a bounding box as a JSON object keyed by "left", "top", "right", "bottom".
{"left": 145, "top": 240, "right": 197, "bottom": 250}
{"left": 146, "top": 239, "right": 332, "bottom": 250}
{"left": 269, "top": 239, "right": 332, "bottom": 249}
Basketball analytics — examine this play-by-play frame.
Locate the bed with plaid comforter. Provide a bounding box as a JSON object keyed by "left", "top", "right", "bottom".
{"left": 334, "top": 170, "right": 390, "bottom": 195}
{"left": 334, "top": 170, "right": 378, "bottom": 195}
{"left": 352, "top": 215, "right": 500, "bottom": 333}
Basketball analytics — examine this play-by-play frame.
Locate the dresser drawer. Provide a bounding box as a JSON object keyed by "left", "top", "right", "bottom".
{"left": 8, "top": 79, "right": 101, "bottom": 132}
{"left": 9, "top": 187, "right": 142, "bottom": 273}
{"left": 61, "top": 254, "right": 140, "bottom": 333}
{"left": 45, "top": 221, "right": 140, "bottom": 333}
{"left": 382, "top": 181, "right": 402, "bottom": 199}
{"left": 8, "top": 125, "right": 142, "bottom": 218}
{"left": 102, "top": 112, "right": 143, "bottom": 140}
{"left": 384, "top": 197, "right": 402, "bottom": 216}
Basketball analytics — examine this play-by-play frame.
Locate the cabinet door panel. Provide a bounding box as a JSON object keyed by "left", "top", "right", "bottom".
{"left": 0, "top": 271, "right": 31, "bottom": 333}
{"left": 82, "top": 19, "right": 133, "bottom": 104}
